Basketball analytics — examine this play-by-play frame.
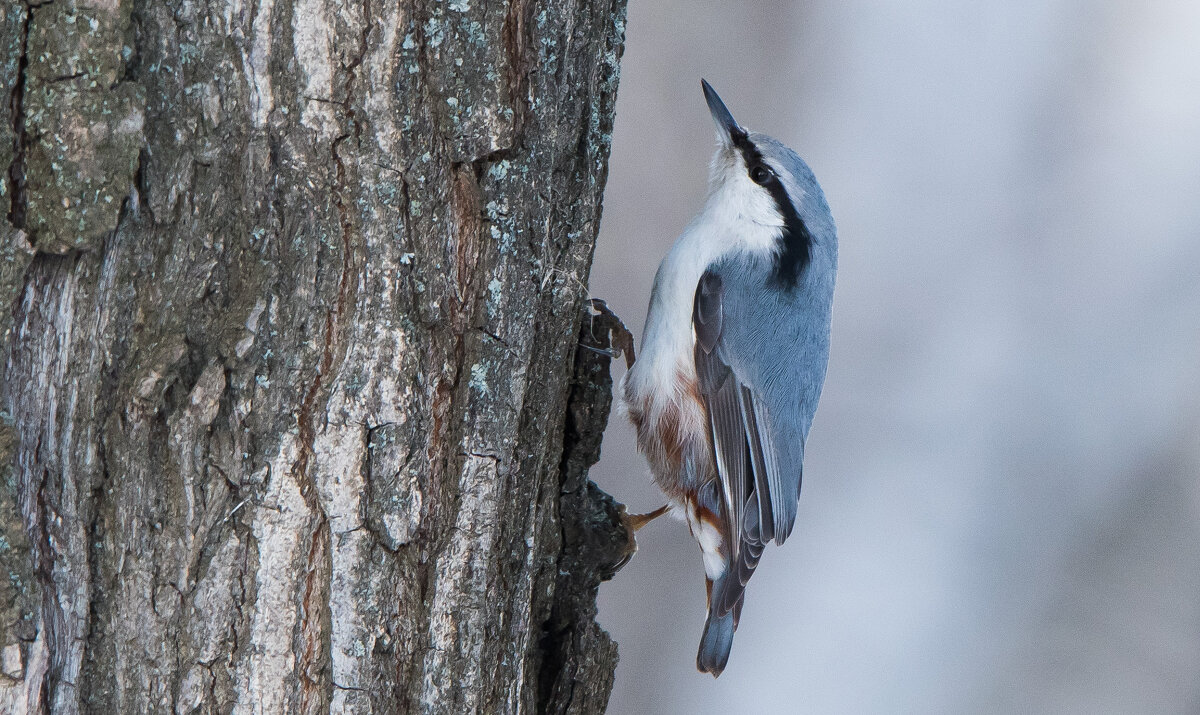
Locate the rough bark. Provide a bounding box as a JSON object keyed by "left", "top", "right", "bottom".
{"left": 0, "top": 0, "right": 632, "bottom": 711}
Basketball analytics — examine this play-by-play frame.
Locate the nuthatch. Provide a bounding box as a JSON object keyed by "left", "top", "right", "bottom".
{"left": 621, "top": 80, "right": 837, "bottom": 676}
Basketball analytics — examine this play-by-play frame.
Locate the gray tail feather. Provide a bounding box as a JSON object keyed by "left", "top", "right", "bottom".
{"left": 696, "top": 608, "right": 737, "bottom": 677}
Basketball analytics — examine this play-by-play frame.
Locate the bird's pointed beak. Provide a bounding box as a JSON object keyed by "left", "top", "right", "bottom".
{"left": 701, "top": 78, "right": 742, "bottom": 147}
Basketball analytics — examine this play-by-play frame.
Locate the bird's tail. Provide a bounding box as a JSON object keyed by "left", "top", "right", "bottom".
{"left": 696, "top": 592, "right": 742, "bottom": 677}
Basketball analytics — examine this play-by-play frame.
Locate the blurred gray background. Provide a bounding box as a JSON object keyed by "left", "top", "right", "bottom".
{"left": 588, "top": 1, "right": 1200, "bottom": 713}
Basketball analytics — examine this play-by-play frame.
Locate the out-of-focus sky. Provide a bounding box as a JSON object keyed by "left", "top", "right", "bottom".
{"left": 589, "top": 1, "right": 1200, "bottom": 713}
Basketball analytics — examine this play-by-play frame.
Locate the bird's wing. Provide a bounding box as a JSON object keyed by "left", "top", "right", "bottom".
{"left": 693, "top": 271, "right": 749, "bottom": 577}
{"left": 693, "top": 267, "right": 802, "bottom": 616}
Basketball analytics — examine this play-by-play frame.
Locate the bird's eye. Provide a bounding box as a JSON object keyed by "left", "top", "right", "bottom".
{"left": 749, "top": 164, "right": 772, "bottom": 185}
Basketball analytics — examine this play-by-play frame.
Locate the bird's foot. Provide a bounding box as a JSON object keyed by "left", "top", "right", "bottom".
{"left": 612, "top": 503, "right": 669, "bottom": 572}
{"left": 585, "top": 298, "right": 636, "bottom": 369}
{"left": 623, "top": 503, "right": 670, "bottom": 532}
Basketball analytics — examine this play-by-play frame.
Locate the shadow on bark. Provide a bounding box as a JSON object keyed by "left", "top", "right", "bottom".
{"left": 536, "top": 304, "right": 635, "bottom": 715}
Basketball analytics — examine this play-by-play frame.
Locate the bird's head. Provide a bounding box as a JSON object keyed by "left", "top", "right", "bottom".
{"left": 699, "top": 79, "right": 834, "bottom": 285}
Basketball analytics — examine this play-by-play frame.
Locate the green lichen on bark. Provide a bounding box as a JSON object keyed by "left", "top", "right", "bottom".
{"left": 21, "top": 0, "right": 144, "bottom": 251}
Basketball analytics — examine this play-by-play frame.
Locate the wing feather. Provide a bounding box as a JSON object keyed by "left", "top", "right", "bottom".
{"left": 738, "top": 386, "right": 775, "bottom": 544}
{"left": 694, "top": 271, "right": 746, "bottom": 576}
{"left": 706, "top": 372, "right": 745, "bottom": 569}
{"left": 752, "top": 397, "right": 799, "bottom": 543}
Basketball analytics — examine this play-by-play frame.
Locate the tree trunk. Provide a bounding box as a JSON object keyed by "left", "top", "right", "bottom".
{"left": 0, "top": 0, "right": 632, "bottom": 711}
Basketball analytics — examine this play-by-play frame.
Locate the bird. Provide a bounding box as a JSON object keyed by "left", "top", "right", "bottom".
{"left": 620, "top": 79, "right": 837, "bottom": 676}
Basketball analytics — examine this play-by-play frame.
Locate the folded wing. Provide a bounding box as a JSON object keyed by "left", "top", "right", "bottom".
{"left": 693, "top": 267, "right": 803, "bottom": 616}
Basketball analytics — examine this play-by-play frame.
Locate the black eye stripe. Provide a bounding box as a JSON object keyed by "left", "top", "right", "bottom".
{"left": 728, "top": 130, "right": 813, "bottom": 288}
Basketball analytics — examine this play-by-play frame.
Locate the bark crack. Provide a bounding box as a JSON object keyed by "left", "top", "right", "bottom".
{"left": 6, "top": 0, "right": 30, "bottom": 232}
{"left": 501, "top": 0, "right": 531, "bottom": 137}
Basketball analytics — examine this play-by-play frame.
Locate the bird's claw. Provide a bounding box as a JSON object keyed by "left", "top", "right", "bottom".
{"left": 612, "top": 503, "right": 670, "bottom": 572}
{"left": 623, "top": 503, "right": 670, "bottom": 532}
{"left": 583, "top": 298, "right": 636, "bottom": 369}
{"left": 579, "top": 343, "right": 622, "bottom": 358}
